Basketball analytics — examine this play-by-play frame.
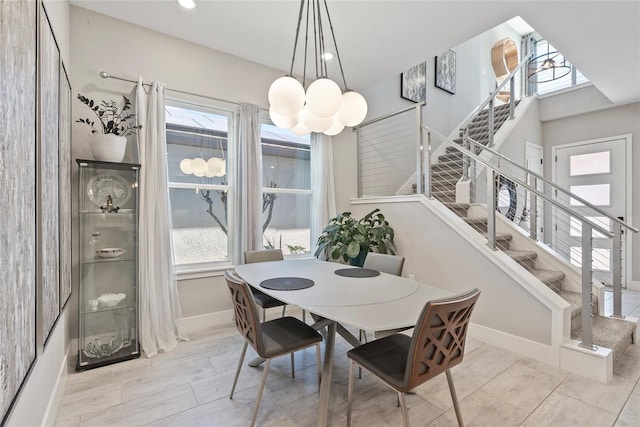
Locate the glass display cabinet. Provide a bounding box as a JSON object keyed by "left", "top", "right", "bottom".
{"left": 76, "top": 159, "right": 141, "bottom": 370}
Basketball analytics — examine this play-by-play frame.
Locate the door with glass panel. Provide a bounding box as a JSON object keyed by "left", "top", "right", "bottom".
{"left": 553, "top": 136, "right": 630, "bottom": 286}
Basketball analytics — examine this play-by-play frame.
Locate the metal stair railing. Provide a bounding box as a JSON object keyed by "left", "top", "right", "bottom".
{"left": 422, "top": 125, "right": 639, "bottom": 351}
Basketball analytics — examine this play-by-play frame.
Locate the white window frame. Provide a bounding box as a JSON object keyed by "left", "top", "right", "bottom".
{"left": 165, "top": 97, "right": 238, "bottom": 274}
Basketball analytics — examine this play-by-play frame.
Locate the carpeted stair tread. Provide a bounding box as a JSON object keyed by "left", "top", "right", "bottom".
{"left": 504, "top": 249, "right": 538, "bottom": 268}
{"left": 530, "top": 268, "right": 565, "bottom": 289}
{"left": 463, "top": 217, "right": 488, "bottom": 225}
{"left": 557, "top": 290, "right": 586, "bottom": 319}
{"left": 572, "top": 315, "right": 636, "bottom": 362}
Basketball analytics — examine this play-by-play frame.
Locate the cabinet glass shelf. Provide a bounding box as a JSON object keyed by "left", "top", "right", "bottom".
{"left": 77, "top": 159, "right": 141, "bottom": 371}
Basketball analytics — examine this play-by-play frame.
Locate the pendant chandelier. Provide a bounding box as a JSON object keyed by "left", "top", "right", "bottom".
{"left": 268, "top": 0, "right": 367, "bottom": 136}
{"left": 527, "top": 43, "right": 571, "bottom": 83}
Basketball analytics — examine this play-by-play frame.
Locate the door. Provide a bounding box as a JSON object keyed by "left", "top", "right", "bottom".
{"left": 553, "top": 136, "right": 630, "bottom": 286}
{"left": 524, "top": 141, "right": 544, "bottom": 238}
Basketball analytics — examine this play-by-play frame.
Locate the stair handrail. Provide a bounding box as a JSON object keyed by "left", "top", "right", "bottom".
{"left": 423, "top": 126, "right": 614, "bottom": 238}
{"left": 459, "top": 52, "right": 533, "bottom": 132}
{"left": 464, "top": 136, "right": 639, "bottom": 234}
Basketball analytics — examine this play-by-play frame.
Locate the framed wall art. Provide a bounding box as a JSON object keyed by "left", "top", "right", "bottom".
{"left": 435, "top": 50, "right": 456, "bottom": 94}
{"left": 0, "top": 0, "right": 38, "bottom": 424}
{"left": 400, "top": 62, "right": 426, "bottom": 103}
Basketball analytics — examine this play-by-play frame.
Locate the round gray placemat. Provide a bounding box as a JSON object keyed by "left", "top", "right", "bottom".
{"left": 334, "top": 268, "right": 380, "bottom": 278}
{"left": 260, "top": 277, "right": 315, "bottom": 291}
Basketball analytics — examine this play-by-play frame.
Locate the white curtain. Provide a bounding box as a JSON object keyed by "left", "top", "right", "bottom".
{"left": 235, "top": 103, "right": 264, "bottom": 261}
{"left": 136, "top": 78, "right": 186, "bottom": 357}
{"left": 310, "top": 133, "right": 337, "bottom": 257}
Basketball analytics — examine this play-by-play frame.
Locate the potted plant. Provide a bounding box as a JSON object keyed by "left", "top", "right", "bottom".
{"left": 314, "top": 208, "right": 396, "bottom": 266}
{"left": 76, "top": 94, "right": 142, "bottom": 162}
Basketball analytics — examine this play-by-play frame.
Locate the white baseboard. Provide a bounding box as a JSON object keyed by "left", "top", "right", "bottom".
{"left": 468, "top": 322, "right": 557, "bottom": 366}
{"left": 629, "top": 280, "right": 640, "bottom": 291}
{"left": 561, "top": 340, "right": 612, "bottom": 385}
{"left": 43, "top": 343, "right": 71, "bottom": 427}
{"left": 177, "top": 309, "right": 235, "bottom": 335}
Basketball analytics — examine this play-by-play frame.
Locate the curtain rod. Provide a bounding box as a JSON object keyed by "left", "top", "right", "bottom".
{"left": 99, "top": 71, "right": 243, "bottom": 107}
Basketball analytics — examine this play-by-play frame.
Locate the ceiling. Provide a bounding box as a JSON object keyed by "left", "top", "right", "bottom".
{"left": 70, "top": 1, "right": 640, "bottom": 105}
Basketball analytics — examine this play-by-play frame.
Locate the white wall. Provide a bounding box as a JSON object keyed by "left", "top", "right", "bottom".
{"left": 8, "top": 1, "right": 72, "bottom": 425}
{"left": 542, "top": 102, "right": 640, "bottom": 282}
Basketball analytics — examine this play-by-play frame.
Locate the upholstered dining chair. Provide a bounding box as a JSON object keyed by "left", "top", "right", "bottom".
{"left": 225, "top": 271, "right": 323, "bottom": 427}
{"left": 363, "top": 252, "right": 405, "bottom": 276}
{"left": 244, "top": 249, "right": 287, "bottom": 321}
{"left": 347, "top": 288, "right": 481, "bottom": 427}
{"left": 359, "top": 253, "right": 406, "bottom": 344}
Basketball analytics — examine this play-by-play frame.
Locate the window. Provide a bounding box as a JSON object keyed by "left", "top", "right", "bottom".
{"left": 260, "top": 121, "right": 311, "bottom": 255}
{"left": 166, "top": 103, "right": 233, "bottom": 269}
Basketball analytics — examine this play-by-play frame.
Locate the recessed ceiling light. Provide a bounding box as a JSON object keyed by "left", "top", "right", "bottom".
{"left": 322, "top": 52, "right": 334, "bottom": 61}
{"left": 177, "top": 0, "right": 196, "bottom": 9}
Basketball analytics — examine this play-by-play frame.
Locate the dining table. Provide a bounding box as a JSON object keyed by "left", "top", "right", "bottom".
{"left": 234, "top": 258, "right": 453, "bottom": 427}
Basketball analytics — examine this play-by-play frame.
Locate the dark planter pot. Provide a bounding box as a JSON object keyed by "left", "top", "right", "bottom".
{"left": 349, "top": 250, "right": 368, "bottom": 267}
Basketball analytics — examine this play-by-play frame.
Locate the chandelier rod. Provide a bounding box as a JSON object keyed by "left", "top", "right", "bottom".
{"left": 322, "top": 0, "right": 348, "bottom": 90}
{"left": 288, "top": 0, "right": 306, "bottom": 77}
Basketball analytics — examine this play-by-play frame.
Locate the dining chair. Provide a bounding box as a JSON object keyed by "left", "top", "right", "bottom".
{"left": 244, "top": 249, "right": 288, "bottom": 321}
{"left": 363, "top": 252, "right": 405, "bottom": 276}
{"left": 359, "top": 253, "right": 406, "bottom": 344}
{"left": 225, "top": 271, "right": 323, "bottom": 427}
{"left": 346, "top": 288, "right": 481, "bottom": 427}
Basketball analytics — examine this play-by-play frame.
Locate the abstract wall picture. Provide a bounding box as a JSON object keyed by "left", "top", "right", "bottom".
{"left": 59, "top": 64, "right": 72, "bottom": 310}
{"left": 40, "top": 3, "right": 61, "bottom": 346}
{"left": 401, "top": 62, "right": 427, "bottom": 103}
{"left": 0, "top": 0, "right": 37, "bottom": 424}
{"left": 435, "top": 50, "right": 456, "bottom": 94}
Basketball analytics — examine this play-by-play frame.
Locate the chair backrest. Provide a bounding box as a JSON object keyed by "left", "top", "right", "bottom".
{"left": 224, "top": 270, "right": 266, "bottom": 356}
{"left": 363, "top": 252, "right": 405, "bottom": 276}
{"left": 244, "top": 249, "right": 284, "bottom": 264}
{"left": 402, "top": 288, "right": 481, "bottom": 391}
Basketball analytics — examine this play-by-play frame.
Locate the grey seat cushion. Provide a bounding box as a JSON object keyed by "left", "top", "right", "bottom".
{"left": 252, "top": 289, "right": 286, "bottom": 309}
{"left": 347, "top": 334, "right": 411, "bottom": 390}
{"left": 260, "top": 317, "right": 323, "bottom": 358}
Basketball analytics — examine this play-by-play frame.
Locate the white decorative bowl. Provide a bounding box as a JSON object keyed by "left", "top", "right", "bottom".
{"left": 96, "top": 247, "right": 126, "bottom": 258}
{"left": 98, "top": 293, "right": 126, "bottom": 307}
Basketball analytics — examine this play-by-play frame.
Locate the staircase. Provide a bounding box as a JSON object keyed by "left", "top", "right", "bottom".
{"left": 429, "top": 103, "right": 637, "bottom": 364}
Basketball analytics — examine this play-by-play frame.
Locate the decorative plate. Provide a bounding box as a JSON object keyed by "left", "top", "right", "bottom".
{"left": 96, "top": 247, "right": 126, "bottom": 258}
{"left": 87, "top": 173, "right": 131, "bottom": 208}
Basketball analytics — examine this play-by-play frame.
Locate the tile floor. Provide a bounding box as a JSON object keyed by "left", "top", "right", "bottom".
{"left": 56, "top": 292, "right": 640, "bottom": 427}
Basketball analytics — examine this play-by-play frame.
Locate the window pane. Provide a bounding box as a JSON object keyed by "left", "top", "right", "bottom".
{"left": 569, "top": 151, "right": 610, "bottom": 176}
{"left": 170, "top": 187, "right": 229, "bottom": 265}
{"left": 166, "top": 105, "right": 229, "bottom": 185}
{"left": 569, "top": 184, "right": 610, "bottom": 206}
{"left": 569, "top": 216, "right": 610, "bottom": 238}
{"left": 261, "top": 123, "right": 311, "bottom": 190}
{"left": 570, "top": 247, "right": 611, "bottom": 271}
{"left": 262, "top": 192, "right": 311, "bottom": 255}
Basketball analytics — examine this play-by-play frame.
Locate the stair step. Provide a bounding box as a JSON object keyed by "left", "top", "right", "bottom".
{"left": 431, "top": 166, "right": 462, "bottom": 178}
{"left": 480, "top": 232, "right": 512, "bottom": 250}
{"left": 531, "top": 268, "right": 565, "bottom": 290}
{"left": 572, "top": 315, "right": 636, "bottom": 363}
{"left": 443, "top": 202, "right": 469, "bottom": 217}
{"left": 504, "top": 249, "right": 538, "bottom": 270}
{"left": 463, "top": 217, "right": 488, "bottom": 233}
{"left": 438, "top": 152, "right": 464, "bottom": 163}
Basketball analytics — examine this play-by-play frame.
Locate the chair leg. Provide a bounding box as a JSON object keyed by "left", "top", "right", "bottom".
{"left": 282, "top": 305, "right": 286, "bottom": 317}
{"left": 262, "top": 308, "right": 266, "bottom": 322}
{"left": 302, "top": 309, "right": 306, "bottom": 323}
{"left": 315, "top": 343, "right": 322, "bottom": 389}
{"left": 347, "top": 360, "right": 355, "bottom": 427}
{"left": 290, "top": 352, "right": 295, "bottom": 378}
{"left": 398, "top": 391, "right": 410, "bottom": 427}
{"left": 250, "top": 358, "right": 271, "bottom": 427}
{"left": 230, "top": 341, "right": 248, "bottom": 399}
{"left": 446, "top": 369, "right": 464, "bottom": 427}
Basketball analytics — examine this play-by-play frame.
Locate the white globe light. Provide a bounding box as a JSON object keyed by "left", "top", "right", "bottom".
{"left": 191, "top": 157, "right": 207, "bottom": 175}
{"left": 179, "top": 158, "right": 193, "bottom": 174}
{"left": 268, "top": 76, "right": 305, "bottom": 116}
{"left": 302, "top": 107, "right": 333, "bottom": 133}
{"left": 206, "top": 157, "right": 224, "bottom": 176}
{"left": 323, "top": 118, "right": 345, "bottom": 136}
{"left": 269, "top": 106, "right": 297, "bottom": 129}
{"left": 291, "top": 120, "right": 311, "bottom": 136}
{"left": 338, "top": 91, "right": 368, "bottom": 127}
{"left": 305, "top": 78, "right": 342, "bottom": 118}
{"left": 204, "top": 168, "right": 215, "bottom": 178}
{"left": 215, "top": 160, "right": 226, "bottom": 177}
